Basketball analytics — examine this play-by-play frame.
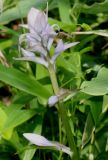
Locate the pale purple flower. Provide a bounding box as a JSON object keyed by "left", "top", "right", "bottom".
{"left": 23, "top": 133, "right": 72, "bottom": 156}
{"left": 48, "top": 95, "right": 59, "bottom": 107}
{"left": 51, "top": 40, "right": 79, "bottom": 63}
{"left": 15, "top": 7, "right": 79, "bottom": 67}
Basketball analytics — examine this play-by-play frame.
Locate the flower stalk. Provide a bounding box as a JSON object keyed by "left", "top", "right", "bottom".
{"left": 48, "top": 62, "right": 79, "bottom": 160}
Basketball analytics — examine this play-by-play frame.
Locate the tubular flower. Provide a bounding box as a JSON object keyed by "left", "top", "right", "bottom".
{"left": 15, "top": 7, "right": 79, "bottom": 67}
{"left": 23, "top": 133, "right": 72, "bottom": 156}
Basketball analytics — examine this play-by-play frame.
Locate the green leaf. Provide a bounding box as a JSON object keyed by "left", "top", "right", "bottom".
{"left": 57, "top": 53, "right": 81, "bottom": 74}
{"left": 57, "top": 0, "right": 71, "bottom": 24}
{"left": 49, "top": 18, "right": 75, "bottom": 32}
{"left": 3, "top": 105, "right": 36, "bottom": 131}
{"left": 0, "top": 107, "right": 13, "bottom": 140}
{"left": 0, "top": 40, "right": 13, "bottom": 50}
{"left": 12, "top": 92, "right": 34, "bottom": 104}
{"left": 0, "top": 0, "right": 47, "bottom": 24}
{"left": 81, "top": 67, "right": 108, "bottom": 96}
{"left": 0, "top": 64, "right": 51, "bottom": 101}
{"left": 0, "top": 25, "right": 19, "bottom": 36}
{"left": 81, "top": 0, "right": 108, "bottom": 14}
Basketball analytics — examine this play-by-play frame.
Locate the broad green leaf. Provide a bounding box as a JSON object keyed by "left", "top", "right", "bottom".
{"left": 23, "top": 148, "right": 36, "bottom": 160}
{"left": 0, "top": 107, "right": 13, "bottom": 140}
{"left": 36, "top": 64, "right": 53, "bottom": 98}
{"left": 81, "top": 67, "right": 108, "bottom": 96}
{"left": 49, "top": 18, "right": 75, "bottom": 32}
{"left": 12, "top": 92, "right": 34, "bottom": 104}
{"left": 57, "top": 0, "right": 71, "bottom": 24}
{"left": 0, "top": 64, "right": 51, "bottom": 101}
{"left": 0, "top": 40, "right": 13, "bottom": 50}
{"left": 0, "top": 0, "right": 47, "bottom": 24}
{"left": 57, "top": 53, "right": 81, "bottom": 74}
{"left": 36, "top": 64, "right": 49, "bottom": 80}
{"left": 3, "top": 107, "right": 36, "bottom": 131}
{"left": 81, "top": 0, "right": 108, "bottom": 14}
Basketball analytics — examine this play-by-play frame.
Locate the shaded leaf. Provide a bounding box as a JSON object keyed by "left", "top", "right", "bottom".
{"left": 81, "top": 0, "right": 108, "bottom": 14}
{"left": 82, "top": 112, "right": 95, "bottom": 148}
{"left": 89, "top": 97, "right": 102, "bottom": 124}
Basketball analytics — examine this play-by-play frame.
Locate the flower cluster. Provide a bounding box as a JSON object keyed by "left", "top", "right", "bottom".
{"left": 15, "top": 8, "right": 79, "bottom": 67}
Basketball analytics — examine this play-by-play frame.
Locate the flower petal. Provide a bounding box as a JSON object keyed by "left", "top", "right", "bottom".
{"left": 21, "top": 48, "right": 35, "bottom": 57}
{"left": 55, "top": 39, "right": 64, "bottom": 54}
{"left": 64, "top": 42, "right": 79, "bottom": 50}
{"left": 23, "top": 133, "right": 72, "bottom": 156}
{"left": 19, "top": 34, "right": 27, "bottom": 45}
{"left": 51, "top": 39, "right": 64, "bottom": 63}
{"left": 42, "top": 24, "right": 57, "bottom": 38}
{"left": 23, "top": 133, "right": 54, "bottom": 147}
{"left": 47, "top": 38, "right": 54, "bottom": 51}
{"left": 26, "top": 33, "right": 41, "bottom": 43}
{"left": 28, "top": 8, "right": 47, "bottom": 34}
{"left": 51, "top": 41, "right": 79, "bottom": 64}
{"left": 13, "top": 56, "right": 48, "bottom": 68}
{"left": 48, "top": 95, "right": 59, "bottom": 106}
{"left": 14, "top": 48, "right": 48, "bottom": 67}
{"left": 29, "top": 44, "right": 47, "bottom": 56}
{"left": 52, "top": 141, "right": 72, "bottom": 156}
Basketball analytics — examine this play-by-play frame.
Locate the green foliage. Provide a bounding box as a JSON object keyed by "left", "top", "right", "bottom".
{"left": 0, "top": 64, "right": 51, "bottom": 101}
{"left": 0, "top": 0, "right": 108, "bottom": 159}
{"left": 81, "top": 67, "right": 108, "bottom": 95}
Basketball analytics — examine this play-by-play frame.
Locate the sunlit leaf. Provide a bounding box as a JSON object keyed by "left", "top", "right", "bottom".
{"left": 81, "top": 67, "right": 108, "bottom": 96}
{"left": 0, "top": 64, "right": 51, "bottom": 102}
{"left": 0, "top": 107, "right": 13, "bottom": 140}
{"left": 0, "top": 0, "right": 47, "bottom": 24}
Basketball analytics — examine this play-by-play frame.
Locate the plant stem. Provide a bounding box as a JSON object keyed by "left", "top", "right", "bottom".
{"left": 48, "top": 63, "right": 79, "bottom": 159}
